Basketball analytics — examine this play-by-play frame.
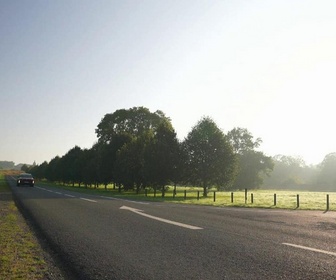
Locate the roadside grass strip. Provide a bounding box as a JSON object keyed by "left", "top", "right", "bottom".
{"left": 0, "top": 171, "right": 49, "bottom": 279}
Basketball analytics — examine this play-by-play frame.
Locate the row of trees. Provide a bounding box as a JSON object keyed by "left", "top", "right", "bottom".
{"left": 26, "top": 107, "right": 274, "bottom": 196}
{"left": 263, "top": 153, "right": 336, "bottom": 191}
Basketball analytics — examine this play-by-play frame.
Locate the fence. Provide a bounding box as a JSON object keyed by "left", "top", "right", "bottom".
{"left": 144, "top": 188, "right": 336, "bottom": 211}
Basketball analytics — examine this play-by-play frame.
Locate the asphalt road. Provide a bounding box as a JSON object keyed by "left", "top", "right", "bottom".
{"left": 7, "top": 176, "right": 336, "bottom": 280}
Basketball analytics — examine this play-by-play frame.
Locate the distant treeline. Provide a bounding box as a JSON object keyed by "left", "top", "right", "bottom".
{"left": 263, "top": 153, "right": 336, "bottom": 191}
{"left": 0, "top": 161, "right": 25, "bottom": 170}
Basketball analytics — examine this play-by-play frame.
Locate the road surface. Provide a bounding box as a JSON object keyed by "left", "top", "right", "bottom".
{"left": 7, "top": 176, "right": 336, "bottom": 279}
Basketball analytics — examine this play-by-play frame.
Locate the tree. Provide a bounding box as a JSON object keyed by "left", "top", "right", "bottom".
{"left": 21, "top": 164, "right": 29, "bottom": 172}
{"left": 59, "top": 146, "right": 83, "bottom": 186}
{"left": 233, "top": 151, "right": 273, "bottom": 189}
{"left": 96, "top": 133, "right": 133, "bottom": 188}
{"left": 45, "top": 156, "right": 61, "bottom": 182}
{"left": 263, "top": 155, "right": 310, "bottom": 189}
{"left": 0, "top": 161, "right": 15, "bottom": 170}
{"left": 227, "top": 127, "right": 273, "bottom": 189}
{"left": 183, "top": 117, "right": 237, "bottom": 196}
{"left": 30, "top": 161, "right": 48, "bottom": 180}
{"left": 78, "top": 147, "right": 99, "bottom": 188}
{"left": 317, "top": 153, "right": 336, "bottom": 190}
{"left": 143, "top": 121, "right": 181, "bottom": 195}
{"left": 226, "top": 127, "right": 261, "bottom": 154}
{"left": 114, "top": 132, "right": 152, "bottom": 192}
{"left": 94, "top": 107, "right": 171, "bottom": 190}
{"left": 95, "top": 107, "right": 170, "bottom": 144}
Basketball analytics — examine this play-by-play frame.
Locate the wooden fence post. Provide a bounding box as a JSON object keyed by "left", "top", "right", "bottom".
{"left": 327, "top": 194, "right": 329, "bottom": 211}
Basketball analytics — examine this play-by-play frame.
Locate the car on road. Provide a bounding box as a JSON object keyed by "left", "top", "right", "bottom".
{"left": 17, "top": 173, "right": 35, "bottom": 187}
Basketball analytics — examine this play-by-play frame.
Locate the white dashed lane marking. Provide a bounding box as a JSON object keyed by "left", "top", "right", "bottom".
{"left": 35, "top": 186, "right": 95, "bottom": 202}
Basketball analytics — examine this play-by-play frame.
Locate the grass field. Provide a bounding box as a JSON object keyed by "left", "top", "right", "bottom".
{"left": 0, "top": 170, "right": 49, "bottom": 280}
{"left": 39, "top": 181, "right": 336, "bottom": 211}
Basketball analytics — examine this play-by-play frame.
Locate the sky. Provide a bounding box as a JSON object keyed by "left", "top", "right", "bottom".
{"left": 1, "top": 0, "right": 336, "bottom": 166}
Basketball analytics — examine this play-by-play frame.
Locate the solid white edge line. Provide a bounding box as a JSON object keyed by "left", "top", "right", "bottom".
{"left": 283, "top": 243, "right": 336, "bottom": 256}
{"left": 99, "top": 196, "right": 149, "bottom": 204}
{"left": 80, "top": 197, "right": 97, "bottom": 203}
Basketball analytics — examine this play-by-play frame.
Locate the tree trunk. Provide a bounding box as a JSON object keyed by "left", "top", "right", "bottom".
{"left": 203, "top": 186, "right": 207, "bottom": 197}
{"left": 161, "top": 185, "right": 165, "bottom": 197}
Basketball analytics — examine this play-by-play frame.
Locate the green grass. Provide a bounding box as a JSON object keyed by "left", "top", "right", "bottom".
{"left": 0, "top": 170, "right": 49, "bottom": 280}
{"left": 40, "top": 181, "right": 336, "bottom": 211}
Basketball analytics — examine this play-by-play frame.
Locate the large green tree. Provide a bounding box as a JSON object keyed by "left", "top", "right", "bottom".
{"left": 30, "top": 161, "right": 48, "bottom": 180}
{"left": 59, "top": 146, "right": 83, "bottom": 186}
{"left": 226, "top": 127, "right": 261, "bottom": 153}
{"left": 45, "top": 156, "right": 63, "bottom": 183}
{"left": 226, "top": 127, "right": 273, "bottom": 189}
{"left": 95, "top": 107, "right": 170, "bottom": 144}
{"left": 95, "top": 107, "right": 171, "bottom": 190}
{"left": 143, "top": 121, "right": 181, "bottom": 195}
{"left": 81, "top": 147, "right": 100, "bottom": 188}
{"left": 183, "top": 117, "right": 237, "bottom": 196}
{"left": 114, "top": 132, "right": 152, "bottom": 192}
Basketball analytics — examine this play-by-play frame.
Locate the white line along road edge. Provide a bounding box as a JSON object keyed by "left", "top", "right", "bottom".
{"left": 80, "top": 197, "right": 97, "bottom": 203}
{"left": 283, "top": 243, "right": 336, "bottom": 256}
{"left": 120, "top": 206, "right": 203, "bottom": 230}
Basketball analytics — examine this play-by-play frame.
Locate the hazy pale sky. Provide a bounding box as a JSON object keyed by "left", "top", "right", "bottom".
{"left": 1, "top": 0, "right": 335, "bottom": 166}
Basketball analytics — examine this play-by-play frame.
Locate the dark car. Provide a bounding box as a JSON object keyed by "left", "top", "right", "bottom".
{"left": 17, "top": 173, "right": 35, "bottom": 187}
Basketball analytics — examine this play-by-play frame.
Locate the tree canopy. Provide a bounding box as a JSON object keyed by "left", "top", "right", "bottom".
{"left": 227, "top": 127, "right": 273, "bottom": 189}
{"left": 95, "top": 107, "right": 170, "bottom": 144}
{"left": 143, "top": 121, "right": 182, "bottom": 194}
{"left": 183, "top": 117, "right": 237, "bottom": 196}
{"left": 317, "top": 153, "right": 336, "bottom": 189}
